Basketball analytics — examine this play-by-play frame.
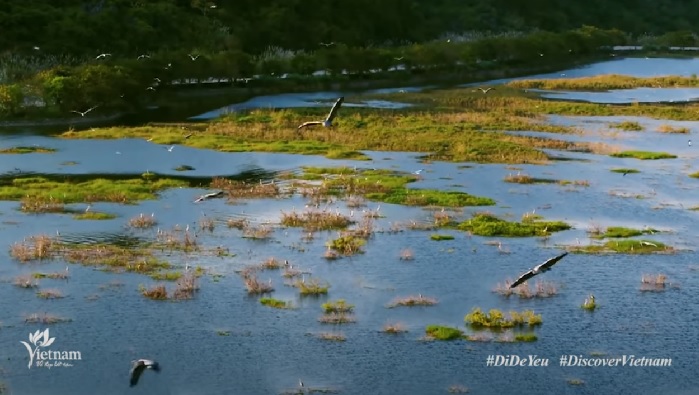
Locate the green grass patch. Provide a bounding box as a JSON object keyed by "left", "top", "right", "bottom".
{"left": 514, "top": 333, "right": 538, "bottom": 342}
{"left": 506, "top": 74, "right": 699, "bottom": 91}
{"left": 0, "top": 174, "right": 190, "bottom": 204}
{"left": 610, "top": 168, "right": 640, "bottom": 174}
{"left": 368, "top": 188, "right": 495, "bottom": 207}
{"left": 260, "top": 297, "right": 292, "bottom": 309}
{"left": 149, "top": 271, "right": 182, "bottom": 281}
{"left": 591, "top": 226, "right": 657, "bottom": 239}
{"left": 430, "top": 234, "right": 455, "bottom": 241}
{"left": 457, "top": 212, "right": 570, "bottom": 237}
{"left": 610, "top": 151, "right": 677, "bottom": 160}
{"left": 610, "top": 121, "right": 644, "bottom": 131}
{"left": 72, "top": 211, "right": 117, "bottom": 220}
{"left": 326, "top": 235, "right": 365, "bottom": 256}
{"left": 425, "top": 325, "right": 464, "bottom": 341}
{"left": 0, "top": 146, "right": 56, "bottom": 154}
{"left": 465, "top": 307, "right": 543, "bottom": 329}
{"left": 321, "top": 299, "right": 354, "bottom": 314}
{"left": 570, "top": 239, "right": 670, "bottom": 254}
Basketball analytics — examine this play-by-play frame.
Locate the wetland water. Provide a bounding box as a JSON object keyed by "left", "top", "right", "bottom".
{"left": 1, "top": 58, "right": 699, "bottom": 395}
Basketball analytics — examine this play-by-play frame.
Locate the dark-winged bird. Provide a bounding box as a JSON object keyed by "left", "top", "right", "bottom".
{"left": 297, "top": 97, "right": 344, "bottom": 130}
{"left": 193, "top": 191, "right": 224, "bottom": 203}
{"left": 510, "top": 252, "right": 568, "bottom": 288}
{"left": 130, "top": 359, "right": 160, "bottom": 387}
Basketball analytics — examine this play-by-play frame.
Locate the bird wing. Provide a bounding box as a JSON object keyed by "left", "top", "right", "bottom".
{"left": 537, "top": 251, "right": 568, "bottom": 271}
{"left": 71, "top": 111, "right": 82, "bottom": 115}
{"left": 510, "top": 270, "right": 535, "bottom": 288}
{"left": 129, "top": 362, "right": 145, "bottom": 387}
{"left": 325, "top": 97, "right": 344, "bottom": 122}
{"left": 298, "top": 121, "right": 323, "bottom": 130}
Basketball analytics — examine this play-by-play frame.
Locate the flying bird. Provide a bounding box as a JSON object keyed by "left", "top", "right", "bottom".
{"left": 297, "top": 97, "right": 344, "bottom": 130}
{"left": 193, "top": 191, "right": 224, "bottom": 203}
{"left": 188, "top": 54, "right": 200, "bottom": 61}
{"left": 146, "top": 86, "right": 156, "bottom": 91}
{"left": 166, "top": 145, "right": 175, "bottom": 152}
{"left": 130, "top": 359, "right": 160, "bottom": 387}
{"left": 413, "top": 169, "right": 424, "bottom": 175}
{"left": 320, "top": 42, "right": 335, "bottom": 47}
{"left": 137, "top": 54, "right": 150, "bottom": 60}
{"left": 477, "top": 87, "right": 495, "bottom": 94}
{"left": 394, "top": 57, "right": 404, "bottom": 61}
{"left": 71, "top": 106, "right": 98, "bottom": 117}
{"left": 688, "top": 140, "right": 692, "bottom": 147}
{"left": 510, "top": 252, "right": 569, "bottom": 288}
{"left": 95, "top": 53, "right": 111, "bottom": 59}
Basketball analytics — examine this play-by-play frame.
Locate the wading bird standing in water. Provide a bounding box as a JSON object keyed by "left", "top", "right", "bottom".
{"left": 510, "top": 252, "right": 568, "bottom": 288}
{"left": 297, "top": 97, "right": 344, "bottom": 130}
{"left": 129, "top": 359, "right": 160, "bottom": 387}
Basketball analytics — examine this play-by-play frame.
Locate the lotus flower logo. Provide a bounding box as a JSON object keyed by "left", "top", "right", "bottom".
{"left": 20, "top": 329, "right": 55, "bottom": 369}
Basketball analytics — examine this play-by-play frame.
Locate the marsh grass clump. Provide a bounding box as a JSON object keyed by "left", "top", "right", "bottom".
{"left": 425, "top": 325, "right": 464, "bottom": 341}
{"left": 657, "top": 124, "right": 689, "bottom": 134}
{"left": 504, "top": 173, "right": 557, "bottom": 184}
{"left": 0, "top": 146, "right": 56, "bottom": 154}
{"left": 36, "top": 289, "right": 64, "bottom": 299}
{"left": 581, "top": 294, "right": 597, "bottom": 310}
{"left": 73, "top": 211, "right": 116, "bottom": 220}
{"left": 210, "top": 177, "right": 281, "bottom": 199}
{"left": 317, "top": 332, "right": 346, "bottom": 342}
{"left": 321, "top": 299, "right": 354, "bottom": 314}
{"left": 199, "top": 216, "right": 215, "bottom": 232}
{"left": 156, "top": 228, "right": 199, "bottom": 252}
{"left": 610, "top": 121, "right": 644, "bottom": 131}
{"left": 567, "top": 379, "right": 585, "bottom": 386}
{"left": 465, "top": 307, "right": 542, "bottom": 329}
{"left": 259, "top": 257, "right": 284, "bottom": 270}
{"left": 610, "top": 151, "right": 677, "bottom": 160}
{"left": 430, "top": 234, "right": 454, "bottom": 241}
{"left": 458, "top": 212, "right": 570, "bottom": 237}
{"left": 227, "top": 218, "right": 249, "bottom": 229}
{"left": 128, "top": 213, "right": 157, "bottom": 228}
{"left": 173, "top": 272, "right": 200, "bottom": 300}
{"left": 494, "top": 280, "right": 558, "bottom": 298}
{"left": 140, "top": 284, "right": 168, "bottom": 300}
{"left": 281, "top": 209, "right": 353, "bottom": 231}
{"left": 243, "top": 274, "right": 274, "bottom": 295}
{"left": 260, "top": 297, "right": 292, "bottom": 309}
{"left": 571, "top": 239, "right": 670, "bottom": 254}
{"left": 515, "top": 333, "right": 538, "bottom": 342}
{"left": 242, "top": 225, "right": 274, "bottom": 240}
{"left": 367, "top": 188, "right": 495, "bottom": 208}
{"left": 318, "top": 313, "right": 356, "bottom": 324}
{"left": 13, "top": 274, "right": 38, "bottom": 288}
{"left": 640, "top": 273, "right": 673, "bottom": 292}
{"left": 24, "top": 312, "right": 71, "bottom": 324}
{"left": 388, "top": 294, "right": 438, "bottom": 308}
{"left": 447, "top": 384, "right": 469, "bottom": 393}
{"left": 62, "top": 242, "right": 171, "bottom": 274}
{"left": 326, "top": 235, "right": 365, "bottom": 255}
{"left": 399, "top": 248, "right": 414, "bottom": 260}
{"left": 382, "top": 322, "right": 407, "bottom": 334}
{"left": 20, "top": 196, "right": 65, "bottom": 213}
{"left": 295, "top": 278, "right": 330, "bottom": 296}
{"left": 591, "top": 226, "right": 657, "bottom": 239}
{"left": 10, "top": 234, "right": 56, "bottom": 261}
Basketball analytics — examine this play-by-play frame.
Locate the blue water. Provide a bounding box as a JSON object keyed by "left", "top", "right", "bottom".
{"left": 1, "top": 58, "right": 699, "bottom": 395}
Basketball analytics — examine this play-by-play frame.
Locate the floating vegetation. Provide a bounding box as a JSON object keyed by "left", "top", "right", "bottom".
{"left": 610, "top": 121, "right": 644, "bottom": 131}
{"left": 326, "top": 235, "right": 365, "bottom": 256}
{"left": 73, "top": 211, "right": 116, "bottom": 220}
{"left": 172, "top": 272, "right": 200, "bottom": 300}
{"left": 567, "top": 379, "right": 585, "bottom": 386}
{"left": 318, "top": 313, "right": 356, "bottom": 324}
{"left": 174, "top": 165, "right": 195, "bottom": 171}
{"left": 316, "top": 332, "right": 346, "bottom": 342}
{"left": 199, "top": 216, "right": 215, "bottom": 232}
{"left": 211, "top": 177, "right": 281, "bottom": 199}
{"left": 425, "top": 325, "right": 463, "bottom": 341}
{"left": 243, "top": 274, "right": 274, "bottom": 295}
{"left": 399, "top": 248, "right": 414, "bottom": 260}
{"left": 242, "top": 225, "right": 274, "bottom": 240}
{"left": 457, "top": 212, "right": 570, "bottom": 237}
{"left": 13, "top": 274, "right": 38, "bottom": 288}
{"left": 227, "top": 218, "right": 249, "bottom": 229}
{"left": 387, "top": 294, "right": 438, "bottom": 308}
{"left": 281, "top": 209, "right": 353, "bottom": 231}
{"left": 640, "top": 273, "right": 676, "bottom": 292}
{"left": 514, "top": 333, "right": 538, "bottom": 342}
{"left": 10, "top": 234, "right": 55, "bottom": 261}
{"left": 260, "top": 298, "right": 292, "bottom": 309}
{"left": 20, "top": 196, "right": 65, "bottom": 213}
{"left": 447, "top": 384, "right": 470, "bottom": 393}
{"left": 0, "top": 175, "right": 189, "bottom": 204}
{"left": 0, "top": 146, "right": 56, "bottom": 154}
{"left": 321, "top": 299, "right": 354, "bottom": 314}
{"left": 494, "top": 280, "right": 558, "bottom": 298}
{"left": 590, "top": 226, "right": 657, "bottom": 239}
{"left": 465, "top": 307, "right": 542, "bottom": 329}
{"left": 656, "top": 124, "right": 689, "bottom": 134}
{"left": 610, "top": 151, "right": 677, "bottom": 160}
{"left": 368, "top": 188, "right": 495, "bottom": 208}
{"left": 382, "top": 322, "right": 407, "bottom": 334}
{"left": 570, "top": 239, "right": 671, "bottom": 254}
{"left": 24, "top": 312, "right": 72, "bottom": 324}
{"left": 128, "top": 213, "right": 157, "bottom": 228}
{"left": 217, "top": 330, "right": 231, "bottom": 336}
{"left": 430, "top": 234, "right": 454, "bottom": 241}
{"left": 295, "top": 278, "right": 330, "bottom": 296}
{"left": 581, "top": 294, "right": 597, "bottom": 310}
{"left": 140, "top": 284, "right": 168, "bottom": 300}
{"left": 36, "top": 289, "right": 64, "bottom": 299}
{"left": 504, "top": 173, "right": 557, "bottom": 184}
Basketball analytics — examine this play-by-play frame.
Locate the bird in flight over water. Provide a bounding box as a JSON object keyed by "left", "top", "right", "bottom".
{"left": 297, "top": 97, "right": 344, "bottom": 130}
{"left": 129, "top": 359, "right": 160, "bottom": 387}
{"left": 510, "top": 252, "right": 568, "bottom": 288}
{"left": 71, "top": 106, "right": 99, "bottom": 117}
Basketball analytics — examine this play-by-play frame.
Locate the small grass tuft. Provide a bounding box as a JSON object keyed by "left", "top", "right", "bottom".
{"left": 129, "top": 213, "right": 157, "bottom": 228}
{"left": 36, "top": 289, "right": 64, "bottom": 299}
{"left": 425, "top": 325, "right": 463, "bottom": 341}
{"left": 260, "top": 297, "right": 292, "bottom": 309}
{"left": 581, "top": 294, "right": 597, "bottom": 310}
{"left": 610, "top": 168, "right": 640, "bottom": 174}
{"left": 610, "top": 151, "right": 677, "bottom": 160}
{"left": 295, "top": 277, "right": 330, "bottom": 296}
{"left": 73, "top": 211, "right": 116, "bottom": 220}
{"left": 14, "top": 274, "right": 39, "bottom": 288}
{"left": 382, "top": 322, "right": 407, "bottom": 334}
{"left": 0, "top": 146, "right": 56, "bottom": 154}
{"left": 388, "top": 294, "right": 438, "bottom": 308}
{"left": 430, "top": 234, "right": 455, "bottom": 241}
{"left": 465, "top": 307, "right": 542, "bottom": 328}
{"left": 140, "top": 284, "right": 168, "bottom": 300}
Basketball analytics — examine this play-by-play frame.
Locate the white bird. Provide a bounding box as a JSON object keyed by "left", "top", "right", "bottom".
{"left": 137, "top": 54, "right": 150, "bottom": 60}
{"left": 319, "top": 42, "right": 335, "bottom": 47}
{"left": 95, "top": 53, "right": 111, "bottom": 59}
{"left": 71, "top": 106, "right": 98, "bottom": 117}
{"left": 640, "top": 241, "right": 658, "bottom": 247}
{"left": 130, "top": 359, "right": 160, "bottom": 387}
{"left": 510, "top": 252, "right": 568, "bottom": 288}
{"left": 299, "top": 379, "right": 304, "bottom": 387}
{"left": 33, "top": 46, "right": 40, "bottom": 50}
{"left": 394, "top": 57, "right": 404, "bottom": 61}
{"left": 85, "top": 205, "right": 91, "bottom": 213}
{"left": 146, "top": 86, "right": 156, "bottom": 91}
{"left": 477, "top": 87, "right": 495, "bottom": 94}
{"left": 167, "top": 145, "right": 174, "bottom": 152}
{"left": 153, "top": 77, "right": 161, "bottom": 83}
{"left": 297, "top": 97, "right": 344, "bottom": 130}
{"left": 688, "top": 140, "right": 692, "bottom": 147}
{"left": 188, "top": 54, "right": 200, "bottom": 61}
{"left": 413, "top": 169, "right": 424, "bottom": 175}
{"left": 193, "top": 191, "right": 224, "bottom": 203}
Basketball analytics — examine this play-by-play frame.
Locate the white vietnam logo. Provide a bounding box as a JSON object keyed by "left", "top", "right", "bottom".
{"left": 20, "top": 329, "right": 55, "bottom": 369}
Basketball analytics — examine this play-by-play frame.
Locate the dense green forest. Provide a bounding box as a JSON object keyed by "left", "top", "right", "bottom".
{"left": 1, "top": 0, "right": 698, "bottom": 56}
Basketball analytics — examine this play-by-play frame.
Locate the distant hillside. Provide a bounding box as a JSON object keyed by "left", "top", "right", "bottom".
{"left": 1, "top": 0, "right": 697, "bottom": 56}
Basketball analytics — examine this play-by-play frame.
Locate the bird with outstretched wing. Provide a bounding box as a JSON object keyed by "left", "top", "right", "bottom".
{"left": 130, "top": 359, "right": 160, "bottom": 387}
{"left": 298, "top": 97, "right": 344, "bottom": 130}
{"left": 510, "top": 252, "right": 568, "bottom": 288}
